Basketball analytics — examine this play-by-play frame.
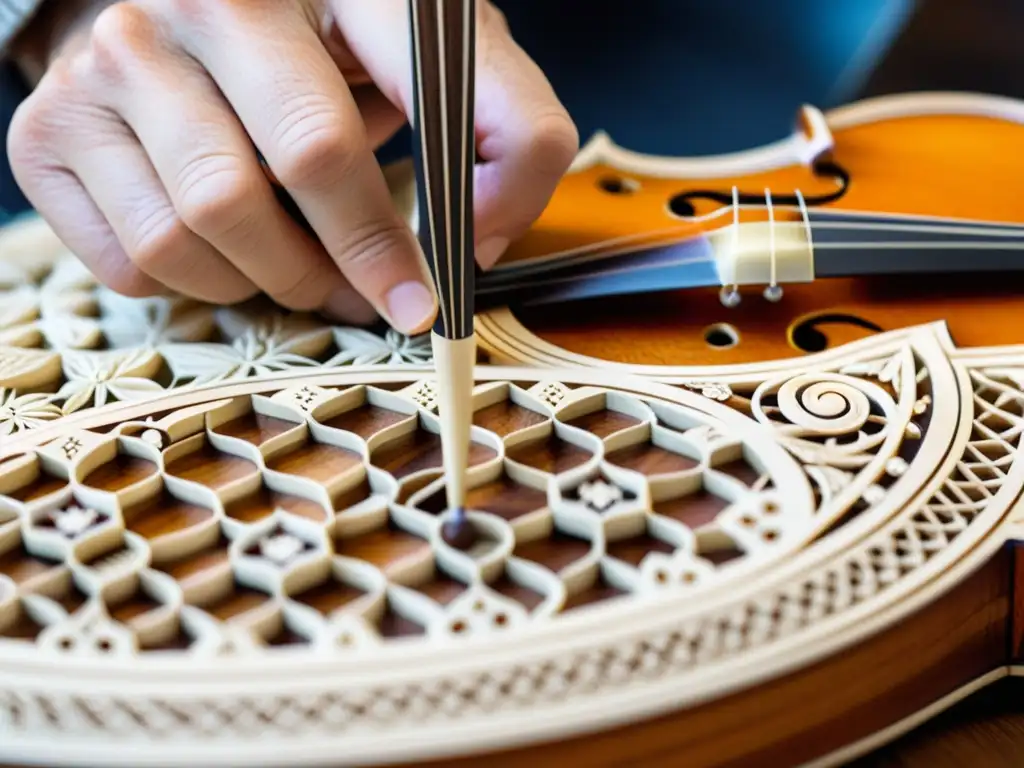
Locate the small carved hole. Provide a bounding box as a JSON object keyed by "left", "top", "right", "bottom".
{"left": 494, "top": 613, "right": 508, "bottom": 626}
{"left": 703, "top": 323, "right": 738, "bottom": 349}
{"left": 655, "top": 570, "right": 668, "bottom": 583}
{"left": 58, "top": 637, "right": 73, "bottom": 650}
{"left": 763, "top": 529, "right": 779, "bottom": 542}
{"left": 763, "top": 501, "right": 778, "bottom": 514}
{"left": 740, "top": 515, "right": 756, "bottom": 527}
{"left": 682, "top": 571, "right": 697, "bottom": 583}
{"left": 451, "top": 620, "right": 467, "bottom": 633}
{"left": 473, "top": 601, "right": 485, "bottom": 612}
{"left": 96, "top": 638, "right": 112, "bottom": 653}
{"left": 338, "top": 633, "right": 353, "bottom": 646}
{"left": 597, "top": 176, "right": 640, "bottom": 195}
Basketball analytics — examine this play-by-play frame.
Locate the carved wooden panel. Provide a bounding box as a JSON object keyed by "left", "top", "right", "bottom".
{"left": 0, "top": 320, "right": 1018, "bottom": 765}
{"left": 0, "top": 187, "right": 427, "bottom": 429}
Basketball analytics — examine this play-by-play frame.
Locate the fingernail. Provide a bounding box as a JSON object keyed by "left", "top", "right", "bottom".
{"left": 323, "top": 289, "right": 378, "bottom": 325}
{"left": 476, "top": 236, "right": 509, "bottom": 269}
{"left": 385, "top": 281, "right": 437, "bottom": 333}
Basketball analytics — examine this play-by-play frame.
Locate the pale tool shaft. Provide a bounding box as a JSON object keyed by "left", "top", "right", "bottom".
{"left": 431, "top": 333, "right": 476, "bottom": 508}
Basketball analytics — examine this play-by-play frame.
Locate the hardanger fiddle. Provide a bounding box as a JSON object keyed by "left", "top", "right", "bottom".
{"left": 475, "top": 91, "right": 1024, "bottom": 366}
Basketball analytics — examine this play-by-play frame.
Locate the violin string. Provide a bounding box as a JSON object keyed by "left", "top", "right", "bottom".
{"left": 492, "top": 199, "right": 1024, "bottom": 277}
{"left": 479, "top": 197, "right": 1024, "bottom": 297}
{"left": 478, "top": 234, "right": 1024, "bottom": 296}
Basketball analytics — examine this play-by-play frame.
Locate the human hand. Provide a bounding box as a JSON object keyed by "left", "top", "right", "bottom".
{"left": 7, "top": 0, "right": 578, "bottom": 333}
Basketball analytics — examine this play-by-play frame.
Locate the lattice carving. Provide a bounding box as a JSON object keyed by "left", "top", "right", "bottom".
{"left": 0, "top": 330, "right": 1015, "bottom": 768}
{"left": 0, "top": 376, "right": 816, "bottom": 653}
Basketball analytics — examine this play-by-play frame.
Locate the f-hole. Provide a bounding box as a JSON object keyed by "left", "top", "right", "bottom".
{"left": 790, "top": 313, "right": 883, "bottom": 353}
{"left": 667, "top": 159, "right": 850, "bottom": 218}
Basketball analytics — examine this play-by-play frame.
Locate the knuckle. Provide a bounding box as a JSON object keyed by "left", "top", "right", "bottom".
{"left": 174, "top": 154, "right": 256, "bottom": 239}
{"left": 89, "top": 3, "right": 158, "bottom": 80}
{"left": 7, "top": 96, "right": 49, "bottom": 160}
{"left": 523, "top": 112, "right": 580, "bottom": 178}
{"left": 101, "top": 264, "right": 160, "bottom": 298}
{"left": 271, "top": 105, "right": 365, "bottom": 189}
{"left": 127, "top": 208, "right": 193, "bottom": 275}
{"left": 271, "top": 269, "right": 332, "bottom": 311}
{"left": 332, "top": 220, "right": 410, "bottom": 272}
{"left": 87, "top": 235, "right": 163, "bottom": 297}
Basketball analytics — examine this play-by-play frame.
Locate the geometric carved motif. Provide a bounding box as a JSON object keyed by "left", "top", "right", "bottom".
{"left": 0, "top": 378, "right": 812, "bottom": 653}
{"left": 0, "top": 330, "right": 1017, "bottom": 766}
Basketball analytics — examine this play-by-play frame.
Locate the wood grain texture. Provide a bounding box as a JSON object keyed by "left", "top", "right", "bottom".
{"left": 507, "top": 272, "right": 1024, "bottom": 366}
{"left": 390, "top": 546, "right": 1011, "bottom": 767}
{"left": 852, "top": 679, "right": 1024, "bottom": 767}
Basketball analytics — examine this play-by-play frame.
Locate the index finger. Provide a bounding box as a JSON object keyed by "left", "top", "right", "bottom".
{"left": 170, "top": 3, "right": 438, "bottom": 333}
{"left": 331, "top": 0, "right": 579, "bottom": 268}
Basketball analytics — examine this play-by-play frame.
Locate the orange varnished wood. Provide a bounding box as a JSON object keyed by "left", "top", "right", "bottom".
{"left": 504, "top": 113, "right": 1024, "bottom": 264}
{"left": 495, "top": 105, "right": 1024, "bottom": 365}
{"left": 510, "top": 273, "right": 1024, "bottom": 365}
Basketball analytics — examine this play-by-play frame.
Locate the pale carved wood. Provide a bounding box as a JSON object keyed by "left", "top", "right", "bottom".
{"left": 1, "top": 133, "right": 1024, "bottom": 766}
{"left": 0, "top": 307, "right": 1020, "bottom": 765}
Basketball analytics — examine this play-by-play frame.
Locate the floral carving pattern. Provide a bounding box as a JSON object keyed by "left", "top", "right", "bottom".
{"left": 0, "top": 215, "right": 434, "bottom": 436}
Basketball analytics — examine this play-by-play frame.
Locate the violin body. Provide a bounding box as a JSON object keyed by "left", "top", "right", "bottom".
{"left": 477, "top": 91, "right": 1024, "bottom": 368}
{"left": 3, "top": 92, "right": 1024, "bottom": 768}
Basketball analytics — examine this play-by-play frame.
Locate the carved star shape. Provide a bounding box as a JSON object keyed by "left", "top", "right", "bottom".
{"left": 51, "top": 505, "right": 100, "bottom": 538}
{"left": 258, "top": 531, "right": 306, "bottom": 567}
{"left": 578, "top": 480, "right": 623, "bottom": 512}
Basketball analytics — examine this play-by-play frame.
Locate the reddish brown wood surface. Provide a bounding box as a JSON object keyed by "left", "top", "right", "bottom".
{"left": 390, "top": 546, "right": 1012, "bottom": 768}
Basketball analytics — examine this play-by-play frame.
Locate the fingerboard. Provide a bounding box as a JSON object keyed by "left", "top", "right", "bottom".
{"left": 409, "top": 0, "right": 476, "bottom": 340}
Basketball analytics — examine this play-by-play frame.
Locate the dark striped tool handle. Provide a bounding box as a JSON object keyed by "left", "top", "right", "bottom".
{"left": 408, "top": 0, "right": 476, "bottom": 340}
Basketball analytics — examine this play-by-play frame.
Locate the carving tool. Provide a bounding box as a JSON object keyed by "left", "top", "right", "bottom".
{"left": 408, "top": 0, "right": 478, "bottom": 549}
